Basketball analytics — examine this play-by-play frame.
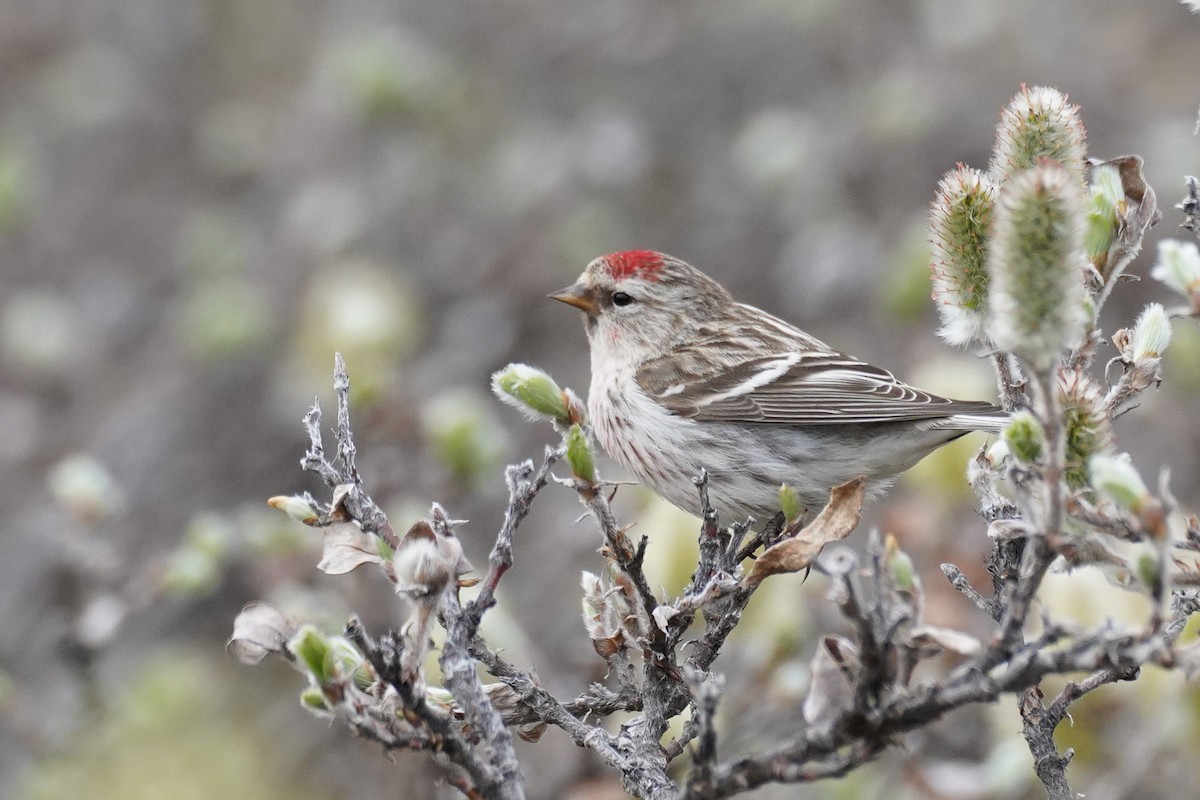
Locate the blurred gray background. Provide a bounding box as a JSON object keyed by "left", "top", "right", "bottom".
{"left": 2, "top": 1, "right": 1199, "bottom": 798}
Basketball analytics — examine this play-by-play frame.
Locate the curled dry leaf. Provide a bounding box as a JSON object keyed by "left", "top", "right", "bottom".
{"left": 1051, "top": 530, "right": 1128, "bottom": 569}
{"left": 329, "top": 483, "right": 356, "bottom": 519}
{"left": 485, "top": 681, "right": 547, "bottom": 740}
{"left": 516, "top": 721, "right": 549, "bottom": 743}
{"left": 227, "top": 602, "right": 295, "bottom": 664}
{"left": 987, "top": 518, "right": 1035, "bottom": 542}
{"left": 909, "top": 625, "right": 983, "bottom": 658}
{"left": 318, "top": 520, "right": 386, "bottom": 575}
{"left": 651, "top": 605, "right": 679, "bottom": 633}
{"left": 743, "top": 478, "right": 866, "bottom": 589}
{"left": 802, "top": 635, "right": 860, "bottom": 727}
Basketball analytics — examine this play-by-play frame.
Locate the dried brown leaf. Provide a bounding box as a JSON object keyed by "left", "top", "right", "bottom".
{"left": 329, "top": 483, "right": 355, "bottom": 519}
{"left": 227, "top": 602, "right": 295, "bottom": 665}
{"left": 802, "top": 635, "right": 860, "bottom": 726}
{"left": 651, "top": 605, "right": 678, "bottom": 632}
{"left": 591, "top": 632, "right": 625, "bottom": 659}
{"left": 318, "top": 520, "right": 385, "bottom": 575}
{"left": 517, "top": 722, "right": 548, "bottom": 743}
{"left": 743, "top": 477, "right": 865, "bottom": 589}
{"left": 909, "top": 624, "right": 982, "bottom": 657}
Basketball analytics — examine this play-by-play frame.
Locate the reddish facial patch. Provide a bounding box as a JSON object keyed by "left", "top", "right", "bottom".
{"left": 603, "top": 250, "right": 664, "bottom": 281}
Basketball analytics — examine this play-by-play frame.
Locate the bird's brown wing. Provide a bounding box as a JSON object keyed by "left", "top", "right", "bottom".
{"left": 637, "top": 349, "right": 999, "bottom": 425}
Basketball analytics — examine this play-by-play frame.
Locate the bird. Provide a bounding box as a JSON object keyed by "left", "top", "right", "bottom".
{"left": 549, "top": 250, "right": 1005, "bottom": 523}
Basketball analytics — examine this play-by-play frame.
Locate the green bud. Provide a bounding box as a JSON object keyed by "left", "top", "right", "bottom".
{"left": 778, "top": 483, "right": 805, "bottom": 524}
{"left": 425, "top": 686, "right": 455, "bottom": 709}
{"left": 328, "top": 635, "right": 365, "bottom": 673}
{"left": 1150, "top": 239, "right": 1200, "bottom": 300}
{"left": 299, "top": 686, "right": 332, "bottom": 715}
{"left": 884, "top": 534, "right": 917, "bottom": 593}
{"left": 491, "top": 363, "right": 571, "bottom": 424}
{"left": 564, "top": 424, "right": 595, "bottom": 482}
{"left": 1089, "top": 453, "right": 1150, "bottom": 512}
{"left": 1003, "top": 411, "right": 1045, "bottom": 464}
{"left": 320, "top": 635, "right": 373, "bottom": 690}
{"left": 1134, "top": 551, "right": 1160, "bottom": 592}
{"left": 1084, "top": 164, "right": 1123, "bottom": 268}
{"left": 990, "top": 86, "right": 1087, "bottom": 185}
{"left": 375, "top": 534, "right": 394, "bottom": 562}
{"left": 289, "top": 625, "right": 334, "bottom": 685}
{"left": 987, "top": 164, "right": 1086, "bottom": 370}
{"left": 929, "top": 165, "right": 997, "bottom": 346}
{"left": 1130, "top": 302, "right": 1172, "bottom": 360}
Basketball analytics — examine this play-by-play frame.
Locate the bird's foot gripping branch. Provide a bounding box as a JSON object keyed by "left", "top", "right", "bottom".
{"left": 231, "top": 85, "right": 1200, "bottom": 800}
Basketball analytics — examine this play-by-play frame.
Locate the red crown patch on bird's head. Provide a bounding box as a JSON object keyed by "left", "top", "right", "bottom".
{"left": 602, "top": 250, "right": 665, "bottom": 281}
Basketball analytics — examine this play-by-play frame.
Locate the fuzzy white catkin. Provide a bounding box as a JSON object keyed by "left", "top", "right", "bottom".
{"left": 989, "top": 86, "right": 1087, "bottom": 185}
{"left": 987, "top": 164, "right": 1086, "bottom": 370}
{"left": 1130, "top": 303, "right": 1172, "bottom": 360}
{"left": 929, "top": 166, "right": 997, "bottom": 346}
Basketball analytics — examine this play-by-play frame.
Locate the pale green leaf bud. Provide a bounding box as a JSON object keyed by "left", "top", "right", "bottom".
{"left": 1089, "top": 453, "right": 1151, "bottom": 512}
{"left": 326, "top": 635, "right": 370, "bottom": 689}
{"left": 1135, "top": 551, "right": 1160, "bottom": 591}
{"left": 289, "top": 625, "right": 334, "bottom": 685}
{"left": 425, "top": 686, "right": 455, "bottom": 709}
{"left": 564, "top": 424, "right": 595, "bottom": 482}
{"left": 267, "top": 494, "right": 320, "bottom": 525}
{"left": 1084, "top": 165, "right": 1123, "bottom": 267}
{"left": 1150, "top": 239, "right": 1200, "bottom": 300}
{"left": 929, "top": 166, "right": 997, "bottom": 345}
{"left": 883, "top": 534, "right": 917, "bottom": 594}
{"left": 987, "top": 164, "right": 1087, "bottom": 369}
{"left": 1003, "top": 411, "right": 1045, "bottom": 464}
{"left": 375, "top": 534, "right": 394, "bottom": 562}
{"left": 778, "top": 483, "right": 805, "bottom": 525}
{"left": 491, "top": 363, "right": 571, "bottom": 424}
{"left": 299, "top": 686, "right": 332, "bottom": 716}
{"left": 990, "top": 86, "right": 1087, "bottom": 185}
{"left": 1130, "top": 303, "right": 1172, "bottom": 360}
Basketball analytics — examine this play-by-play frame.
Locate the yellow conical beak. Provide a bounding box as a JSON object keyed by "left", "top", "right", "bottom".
{"left": 548, "top": 283, "right": 599, "bottom": 315}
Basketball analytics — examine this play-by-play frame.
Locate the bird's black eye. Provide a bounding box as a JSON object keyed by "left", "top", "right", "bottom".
{"left": 611, "top": 291, "right": 634, "bottom": 307}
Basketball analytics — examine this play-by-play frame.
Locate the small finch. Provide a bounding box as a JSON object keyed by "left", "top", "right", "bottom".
{"left": 550, "top": 250, "right": 1005, "bottom": 522}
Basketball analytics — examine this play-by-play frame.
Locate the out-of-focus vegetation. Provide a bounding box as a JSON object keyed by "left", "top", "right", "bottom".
{"left": 3, "top": 2, "right": 1200, "bottom": 798}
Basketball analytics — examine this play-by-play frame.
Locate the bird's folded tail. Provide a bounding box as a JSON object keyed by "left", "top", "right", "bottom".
{"left": 936, "top": 411, "right": 1008, "bottom": 435}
